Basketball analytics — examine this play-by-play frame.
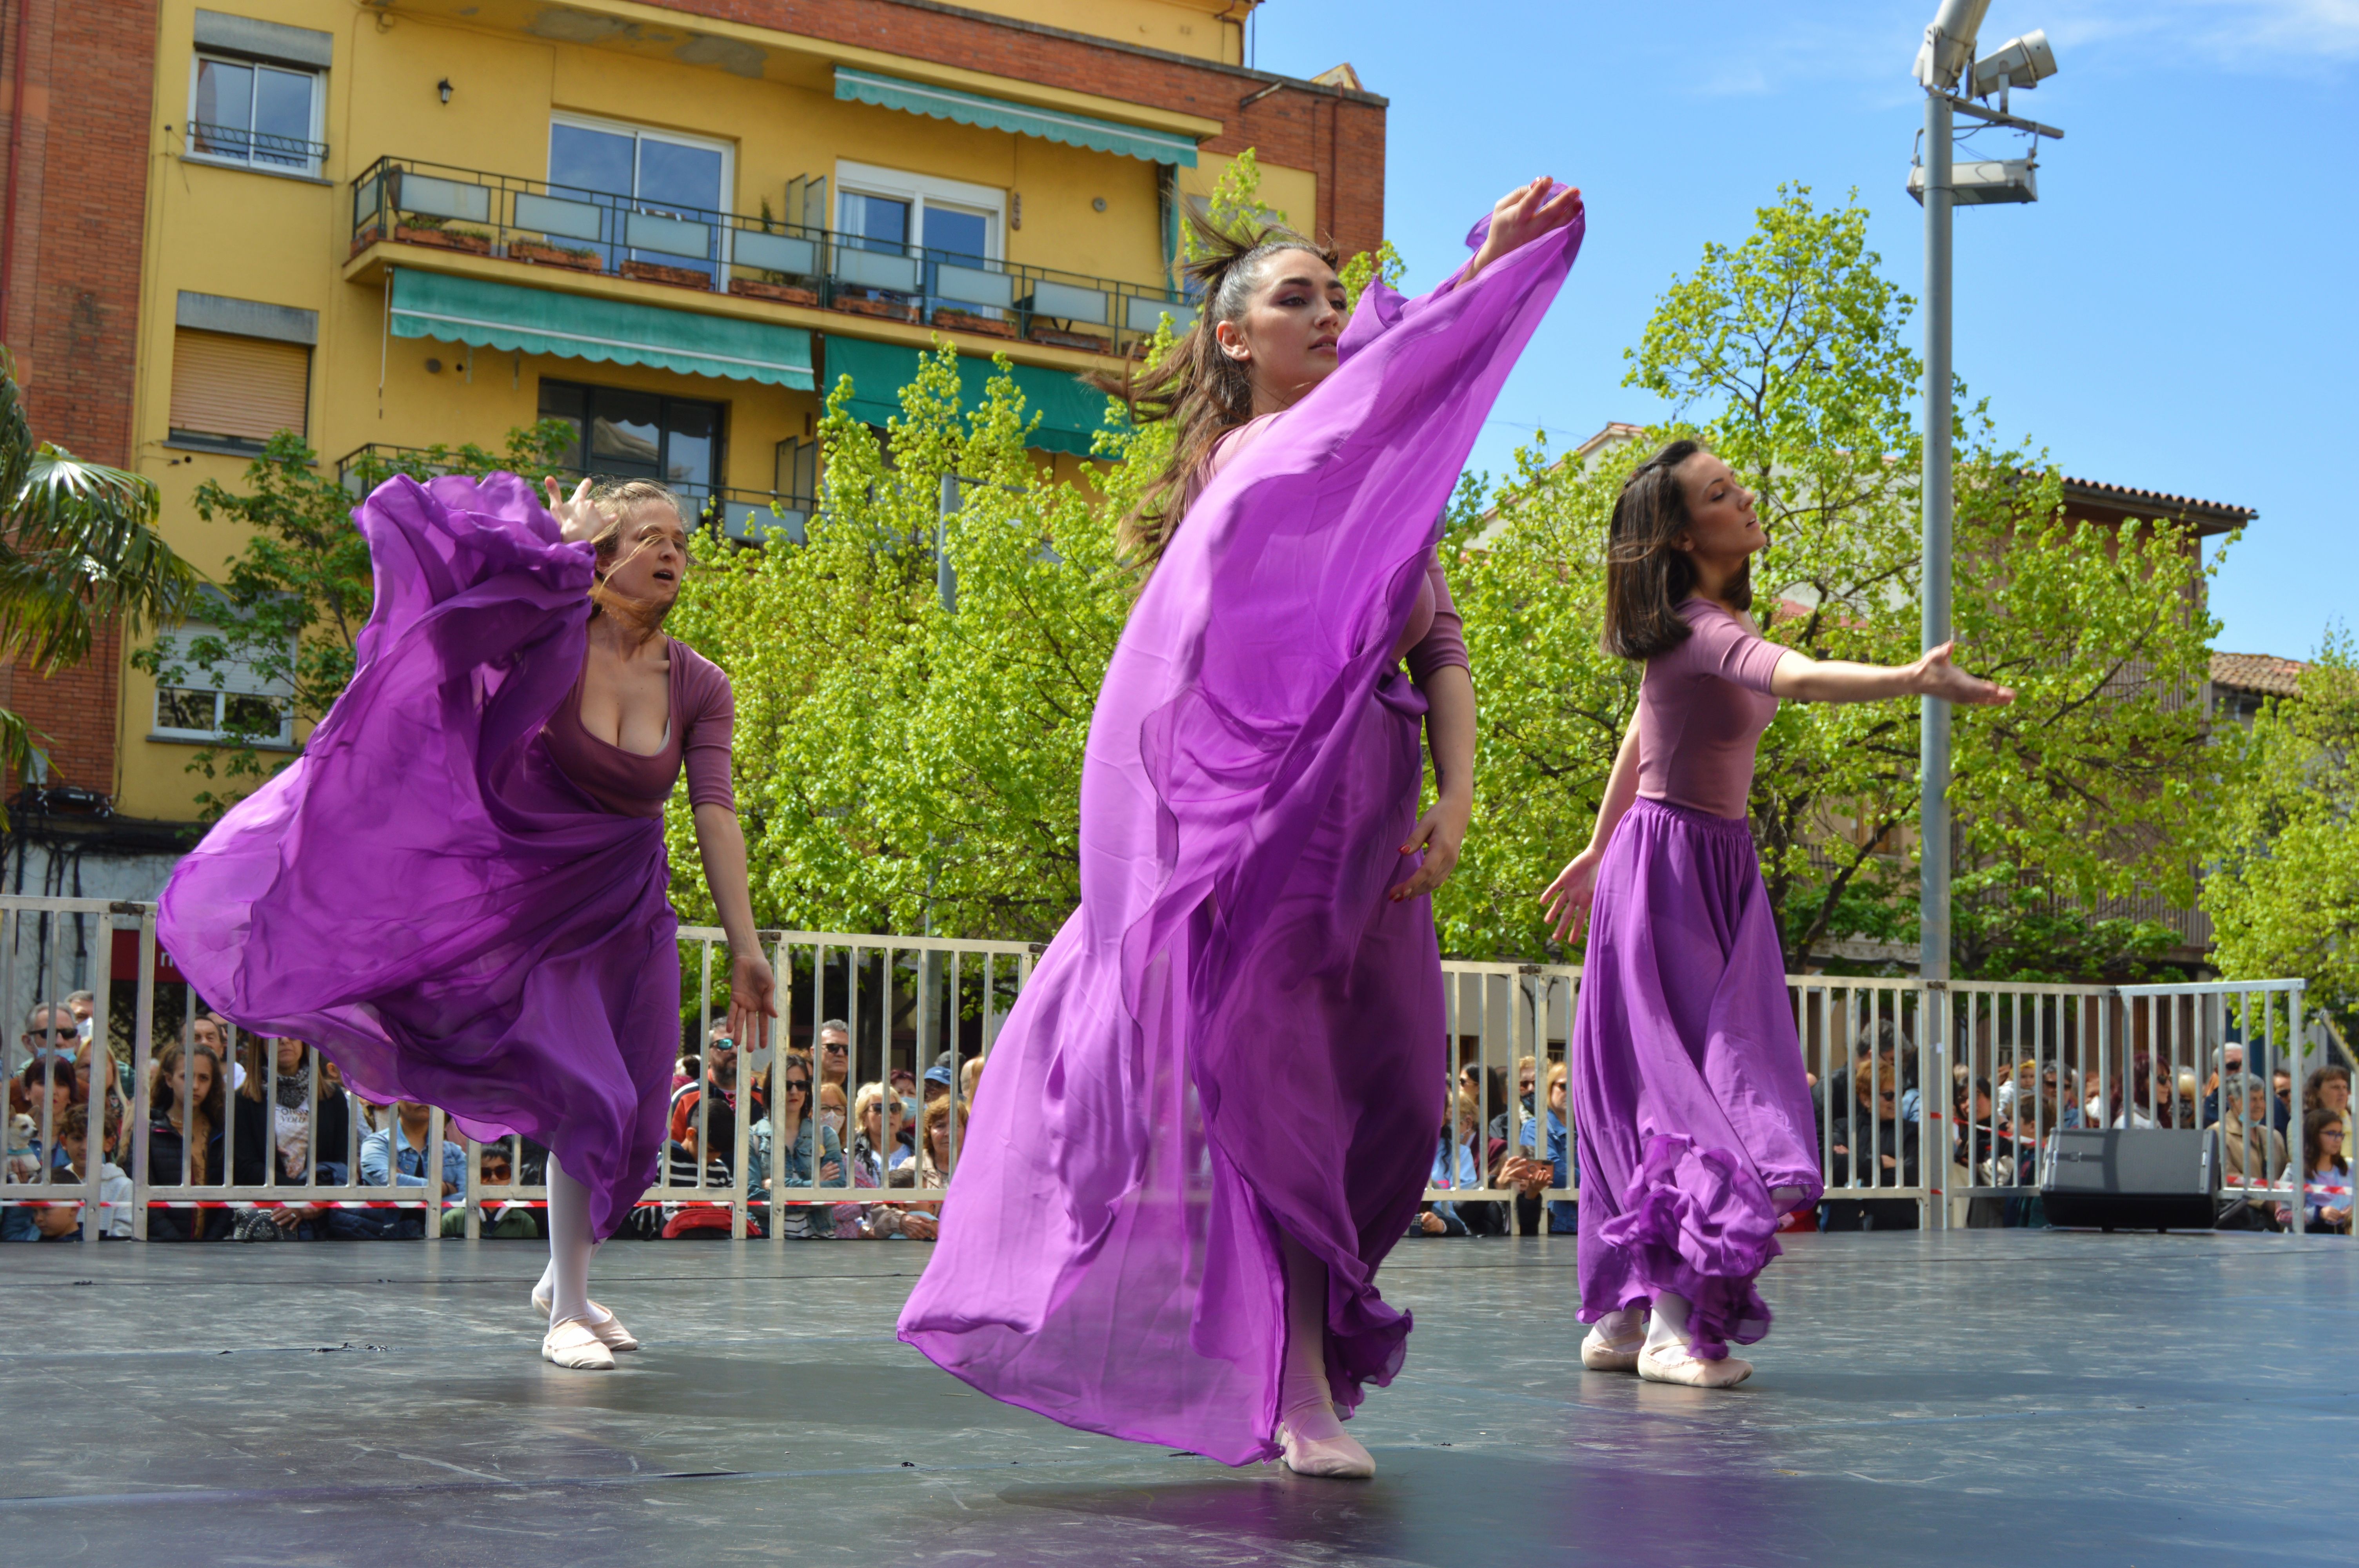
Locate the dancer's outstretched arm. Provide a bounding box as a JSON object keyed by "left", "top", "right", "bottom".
{"left": 1390, "top": 665, "right": 1475, "bottom": 902}
{"left": 693, "top": 804, "right": 778, "bottom": 1050}
{"left": 1770, "top": 639, "right": 2014, "bottom": 707}
{"left": 1541, "top": 711, "right": 1643, "bottom": 944}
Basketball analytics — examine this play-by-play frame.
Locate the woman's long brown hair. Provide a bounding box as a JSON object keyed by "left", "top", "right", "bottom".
{"left": 1090, "top": 211, "right": 1336, "bottom": 578}
{"left": 1600, "top": 438, "right": 1753, "bottom": 661}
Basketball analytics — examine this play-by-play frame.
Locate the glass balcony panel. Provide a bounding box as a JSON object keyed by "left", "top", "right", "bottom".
{"left": 354, "top": 173, "right": 382, "bottom": 229}
{"left": 1125, "top": 295, "right": 1196, "bottom": 334}
{"left": 623, "top": 210, "right": 711, "bottom": 260}
{"left": 1027, "top": 280, "right": 1110, "bottom": 327}
{"left": 515, "top": 192, "right": 605, "bottom": 243}
{"left": 394, "top": 172, "right": 492, "bottom": 224}
{"left": 834, "top": 247, "right": 920, "bottom": 294}
{"left": 935, "top": 263, "right": 1014, "bottom": 311}
{"left": 733, "top": 230, "right": 816, "bottom": 276}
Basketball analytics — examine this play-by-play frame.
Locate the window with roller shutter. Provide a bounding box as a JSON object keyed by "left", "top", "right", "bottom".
{"left": 168, "top": 329, "right": 311, "bottom": 452}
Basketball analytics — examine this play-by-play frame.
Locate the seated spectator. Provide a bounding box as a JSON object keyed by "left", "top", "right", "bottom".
{"left": 446, "top": 1141, "right": 542, "bottom": 1238}
{"left": 903, "top": 1096, "right": 969, "bottom": 1242}
{"left": 1412, "top": 1090, "right": 1503, "bottom": 1236}
{"left": 922, "top": 1058, "right": 955, "bottom": 1108}
{"left": 838, "top": 1082, "right": 919, "bottom": 1239}
{"left": 669, "top": 1025, "right": 745, "bottom": 1177}
{"left": 65, "top": 989, "right": 96, "bottom": 1044}
{"left": 2274, "top": 1107, "right": 2352, "bottom": 1234}
{"left": 231, "top": 1038, "right": 354, "bottom": 1243}
{"left": 11, "top": 1001, "right": 75, "bottom": 1087}
{"left": 959, "top": 1052, "right": 985, "bottom": 1106}
{"left": 750, "top": 1053, "right": 840, "bottom": 1238}
{"left": 348, "top": 1100, "right": 467, "bottom": 1240}
{"left": 816, "top": 1080, "right": 851, "bottom": 1173}
{"left": 145, "top": 1040, "right": 241, "bottom": 1242}
{"left": 2217, "top": 1073, "right": 2289, "bottom": 1191}
{"left": 660, "top": 1124, "right": 738, "bottom": 1239}
{"left": 24, "top": 1104, "right": 134, "bottom": 1240}
{"left": 1512, "top": 1061, "right": 1575, "bottom": 1234}
{"left": 2304, "top": 1065, "right": 2354, "bottom": 1152}
{"left": 2272, "top": 1067, "right": 2295, "bottom": 1134}
{"left": 1824, "top": 1047, "right": 1920, "bottom": 1231}
{"left": 2202, "top": 1042, "right": 2248, "bottom": 1127}
{"left": 13, "top": 1049, "right": 79, "bottom": 1174}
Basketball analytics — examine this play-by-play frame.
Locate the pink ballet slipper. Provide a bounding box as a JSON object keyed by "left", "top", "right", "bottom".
{"left": 1637, "top": 1341, "right": 1752, "bottom": 1388}
{"left": 1277, "top": 1419, "right": 1376, "bottom": 1479}
{"left": 531, "top": 1284, "right": 639, "bottom": 1351}
{"left": 1580, "top": 1326, "right": 1645, "bottom": 1372}
{"left": 541, "top": 1318, "right": 617, "bottom": 1371}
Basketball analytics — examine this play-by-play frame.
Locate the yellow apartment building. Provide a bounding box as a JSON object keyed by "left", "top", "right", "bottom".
{"left": 89, "top": 0, "right": 1386, "bottom": 847}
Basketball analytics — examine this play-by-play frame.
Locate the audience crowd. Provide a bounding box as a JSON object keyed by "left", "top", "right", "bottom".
{"left": 8, "top": 995, "right": 2351, "bottom": 1242}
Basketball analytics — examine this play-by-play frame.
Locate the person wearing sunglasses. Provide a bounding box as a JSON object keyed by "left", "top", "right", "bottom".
{"left": 1822, "top": 1047, "right": 1922, "bottom": 1233}
{"left": 749, "top": 1054, "right": 841, "bottom": 1239}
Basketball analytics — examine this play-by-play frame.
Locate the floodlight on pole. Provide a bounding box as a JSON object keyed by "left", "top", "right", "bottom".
{"left": 1913, "top": 0, "right": 1994, "bottom": 88}
{"left": 1970, "top": 29, "right": 2057, "bottom": 104}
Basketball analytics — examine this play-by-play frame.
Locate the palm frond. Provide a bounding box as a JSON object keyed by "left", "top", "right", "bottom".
{"left": 0, "top": 441, "right": 202, "bottom": 673}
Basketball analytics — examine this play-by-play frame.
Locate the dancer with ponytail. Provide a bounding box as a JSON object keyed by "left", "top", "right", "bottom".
{"left": 900, "top": 178, "right": 1584, "bottom": 1477}
{"left": 1542, "top": 441, "right": 2011, "bottom": 1387}
{"left": 160, "top": 474, "right": 774, "bottom": 1371}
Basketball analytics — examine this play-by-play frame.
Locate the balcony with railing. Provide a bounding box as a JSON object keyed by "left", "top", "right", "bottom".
{"left": 349, "top": 156, "right": 1198, "bottom": 361}
{"left": 335, "top": 444, "right": 814, "bottom": 546}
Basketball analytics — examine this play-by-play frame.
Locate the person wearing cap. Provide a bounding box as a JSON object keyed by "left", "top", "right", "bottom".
{"left": 922, "top": 1061, "right": 955, "bottom": 1105}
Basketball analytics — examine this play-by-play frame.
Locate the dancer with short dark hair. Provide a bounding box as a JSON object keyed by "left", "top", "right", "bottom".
{"left": 160, "top": 472, "right": 774, "bottom": 1370}
{"left": 900, "top": 179, "right": 1583, "bottom": 1477}
{"left": 1545, "top": 439, "right": 2011, "bottom": 1387}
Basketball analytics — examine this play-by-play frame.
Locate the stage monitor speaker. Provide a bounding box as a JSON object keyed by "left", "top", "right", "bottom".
{"left": 2040, "top": 1127, "right": 2219, "bottom": 1231}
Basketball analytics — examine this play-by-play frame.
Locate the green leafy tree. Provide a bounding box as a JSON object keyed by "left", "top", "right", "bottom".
{"left": 1443, "top": 186, "right": 2222, "bottom": 975}
{"left": 0, "top": 349, "right": 200, "bottom": 808}
{"left": 2205, "top": 635, "right": 2359, "bottom": 1022}
{"left": 134, "top": 423, "right": 574, "bottom": 819}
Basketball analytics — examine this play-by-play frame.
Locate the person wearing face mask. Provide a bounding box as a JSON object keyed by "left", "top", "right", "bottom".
{"left": 1541, "top": 439, "right": 2011, "bottom": 1389}
{"left": 159, "top": 473, "right": 776, "bottom": 1372}
{"left": 900, "top": 178, "right": 1584, "bottom": 1479}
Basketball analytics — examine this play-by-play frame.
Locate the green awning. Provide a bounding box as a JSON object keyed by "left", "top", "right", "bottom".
{"left": 822, "top": 336, "right": 1117, "bottom": 458}
{"left": 388, "top": 269, "right": 814, "bottom": 388}
{"left": 834, "top": 67, "right": 1198, "bottom": 167}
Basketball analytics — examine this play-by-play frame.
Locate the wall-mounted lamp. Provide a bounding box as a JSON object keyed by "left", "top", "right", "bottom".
{"left": 437, "top": 78, "right": 453, "bottom": 105}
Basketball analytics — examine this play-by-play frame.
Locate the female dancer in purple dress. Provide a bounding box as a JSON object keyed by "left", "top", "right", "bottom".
{"left": 900, "top": 178, "right": 1583, "bottom": 1478}
{"left": 159, "top": 474, "right": 774, "bottom": 1372}
{"left": 1542, "top": 440, "right": 2012, "bottom": 1387}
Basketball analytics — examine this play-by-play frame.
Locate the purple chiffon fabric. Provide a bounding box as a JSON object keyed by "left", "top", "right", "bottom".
{"left": 156, "top": 474, "right": 680, "bottom": 1240}
{"left": 898, "top": 203, "right": 1584, "bottom": 1466}
{"left": 1573, "top": 797, "right": 1823, "bottom": 1358}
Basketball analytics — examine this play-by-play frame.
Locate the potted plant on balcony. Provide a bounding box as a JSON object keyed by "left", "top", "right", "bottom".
{"left": 509, "top": 240, "right": 603, "bottom": 272}
{"left": 620, "top": 259, "right": 711, "bottom": 290}
{"left": 393, "top": 215, "right": 494, "bottom": 255}
{"left": 1026, "top": 319, "right": 1109, "bottom": 351}
{"left": 832, "top": 292, "right": 920, "bottom": 323}
{"left": 730, "top": 275, "right": 819, "bottom": 305}
{"left": 932, "top": 307, "right": 1016, "bottom": 339}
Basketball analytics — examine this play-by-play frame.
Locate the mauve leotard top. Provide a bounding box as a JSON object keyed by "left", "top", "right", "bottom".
{"left": 540, "top": 635, "right": 736, "bottom": 818}
{"left": 1198, "top": 415, "right": 1471, "bottom": 686}
{"left": 1636, "top": 598, "right": 1787, "bottom": 820}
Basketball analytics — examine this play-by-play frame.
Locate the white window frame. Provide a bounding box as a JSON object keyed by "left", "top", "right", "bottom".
{"left": 185, "top": 52, "right": 325, "bottom": 179}
{"left": 549, "top": 112, "right": 736, "bottom": 259}
{"left": 148, "top": 621, "right": 296, "bottom": 747}
{"left": 834, "top": 160, "right": 1004, "bottom": 264}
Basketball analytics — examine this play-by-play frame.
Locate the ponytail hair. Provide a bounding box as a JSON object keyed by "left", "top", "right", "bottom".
{"left": 1090, "top": 210, "right": 1337, "bottom": 577}
{"left": 1600, "top": 439, "right": 1751, "bottom": 660}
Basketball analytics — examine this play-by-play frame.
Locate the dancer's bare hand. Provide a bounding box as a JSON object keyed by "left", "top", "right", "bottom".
{"left": 1466, "top": 176, "right": 1583, "bottom": 282}
{"left": 543, "top": 475, "right": 600, "bottom": 543}
{"left": 1541, "top": 847, "right": 1604, "bottom": 943}
{"left": 1390, "top": 793, "right": 1471, "bottom": 903}
{"left": 728, "top": 946, "right": 778, "bottom": 1057}
{"left": 1910, "top": 641, "right": 2014, "bottom": 706}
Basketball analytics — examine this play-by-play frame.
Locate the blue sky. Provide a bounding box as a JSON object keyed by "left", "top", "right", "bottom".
{"left": 1252, "top": 1, "right": 2358, "bottom": 660}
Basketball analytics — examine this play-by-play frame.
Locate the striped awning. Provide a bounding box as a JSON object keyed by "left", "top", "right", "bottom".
{"left": 388, "top": 269, "right": 814, "bottom": 388}
{"left": 834, "top": 67, "right": 1199, "bottom": 167}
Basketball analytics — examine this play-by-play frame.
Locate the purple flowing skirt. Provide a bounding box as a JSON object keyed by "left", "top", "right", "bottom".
{"left": 1573, "top": 797, "right": 1822, "bottom": 1358}
{"left": 157, "top": 475, "right": 679, "bottom": 1240}
{"left": 898, "top": 202, "right": 1584, "bottom": 1466}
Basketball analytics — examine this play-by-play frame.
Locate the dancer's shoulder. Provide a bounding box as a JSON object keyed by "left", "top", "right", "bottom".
{"left": 668, "top": 638, "right": 735, "bottom": 716}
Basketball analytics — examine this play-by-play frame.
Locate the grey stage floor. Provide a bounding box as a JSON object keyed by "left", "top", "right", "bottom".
{"left": 2, "top": 1230, "right": 2354, "bottom": 1566}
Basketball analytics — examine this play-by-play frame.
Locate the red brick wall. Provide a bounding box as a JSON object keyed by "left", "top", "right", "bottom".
{"left": 658, "top": 0, "right": 1389, "bottom": 256}
{"left": 0, "top": 0, "right": 157, "bottom": 797}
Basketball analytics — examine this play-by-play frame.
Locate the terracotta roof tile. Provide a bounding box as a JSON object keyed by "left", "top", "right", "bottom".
{"left": 2211, "top": 651, "right": 2304, "bottom": 697}
{"left": 2063, "top": 476, "right": 2256, "bottom": 521}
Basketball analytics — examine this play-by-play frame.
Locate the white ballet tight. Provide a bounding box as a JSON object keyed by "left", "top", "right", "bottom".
{"left": 537, "top": 1156, "right": 598, "bottom": 1327}
{"left": 1645, "top": 1290, "right": 1693, "bottom": 1353}
{"left": 1278, "top": 1232, "right": 1345, "bottom": 1441}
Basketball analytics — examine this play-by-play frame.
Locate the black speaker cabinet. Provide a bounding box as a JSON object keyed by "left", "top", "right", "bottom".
{"left": 2040, "top": 1127, "right": 2220, "bottom": 1232}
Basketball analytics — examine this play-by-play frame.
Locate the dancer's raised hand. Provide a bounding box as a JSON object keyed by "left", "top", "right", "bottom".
{"left": 1466, "top": 176, "right": 1584, "bottom": 282}
{"left": 1910, "top": 642, "right": 2015, "bottom": 706}
{"left": 543, "top": 475, "right": 600, "bottom": 543}
{"left": 1541, "top": 846, "right": 1603, "bottom": 944}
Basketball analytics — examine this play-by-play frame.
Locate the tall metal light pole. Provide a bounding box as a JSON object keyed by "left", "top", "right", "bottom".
{"left": 1910, "top": 2, "right": 2060, "bottom": 1227}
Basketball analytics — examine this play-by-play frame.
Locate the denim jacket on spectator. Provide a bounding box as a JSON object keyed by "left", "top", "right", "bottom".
{"left": 359, "top": 1120, "right": 469, "bottom": 1189}
{"left": 1519, "top": 1109, "right": 1576, "bottom": 1233}
{"left": 748, "top": 1114, "right": 845, "bottom": 1192}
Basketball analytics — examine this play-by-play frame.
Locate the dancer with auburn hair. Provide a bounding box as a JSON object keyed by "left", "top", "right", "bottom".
{"left": 1543, "top": 439, "right": 2012, "bottom": 1387}
{"left": 160, "top": 473, "right": 774, "bottom": 1370}
{"left": 900, "top": 178, "right": 1584, "bottom": 1477}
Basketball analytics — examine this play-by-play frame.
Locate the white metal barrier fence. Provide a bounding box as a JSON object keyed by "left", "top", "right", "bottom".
{"left": 0, "top": 896, "right": 2315, "bottom": 1242}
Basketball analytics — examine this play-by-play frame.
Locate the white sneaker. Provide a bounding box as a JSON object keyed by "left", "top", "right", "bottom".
{"left": 541, "top": 1318, "right": 617, "bottom": 1371}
